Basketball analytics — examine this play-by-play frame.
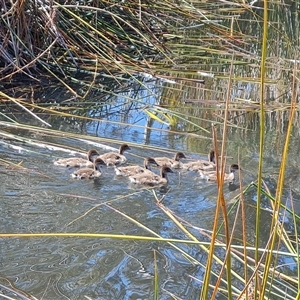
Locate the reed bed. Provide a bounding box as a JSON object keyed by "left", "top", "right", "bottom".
{"left": 1, "top": 0, "right": 300, "bottom": 299}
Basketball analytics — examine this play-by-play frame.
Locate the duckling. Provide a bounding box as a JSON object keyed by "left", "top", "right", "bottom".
{"left": 129, "top": 165, "right": 174, "bottom": 186}
{"left": 181, "top": 150, "right": 215, "bottom": 171}
{"left": 199, "top": 164, "right": 239, "bottom": 182}
{"left": 54, "top": 149, "right": 100, "bottom": 168}
{"left": 98, "top": 144, "right": 131, "bottom": 166}
{"left": 153, "top": 152, "right": 186, "bottom": 169}
{"left": 114, "top": 157, "right": 158, "bottom": 177}
{"left": 71, "top": 157, "right": 106, "bottom": 179}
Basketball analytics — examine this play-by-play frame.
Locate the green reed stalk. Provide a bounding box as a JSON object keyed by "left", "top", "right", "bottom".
{"left": 260, "top": 63, "right": 298, "bottom": 298}
{"left": 255, "top": 0, "right": 268, "bottom": 297}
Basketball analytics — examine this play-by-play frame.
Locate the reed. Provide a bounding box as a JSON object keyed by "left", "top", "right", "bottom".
{"left": 1, "top": 0, "right": 300, "bottom": 299}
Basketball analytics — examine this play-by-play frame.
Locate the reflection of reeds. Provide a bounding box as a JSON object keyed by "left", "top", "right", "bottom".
{"left": 1, "top": 117, "right": 299, "bottom": 299}
{"left": 1, "top": 1, "right": 300, "bottom": 299}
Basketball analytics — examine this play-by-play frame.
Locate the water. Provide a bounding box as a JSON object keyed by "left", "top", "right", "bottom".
{"left": 1, "top": 74, "right": 299, "bottom": 299}
{"left": 1, "top": 5, "right": 300, "bottom": 300}
{"left": 1, "top": 111, "right": 297, "bottom": 299}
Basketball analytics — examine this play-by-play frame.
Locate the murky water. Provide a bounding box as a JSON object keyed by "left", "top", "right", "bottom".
{"left": 1, "top": 105, "right": 298, "bottom": 299}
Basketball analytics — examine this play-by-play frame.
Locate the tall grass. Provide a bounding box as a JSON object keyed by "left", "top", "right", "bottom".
{"left": 255, "top": 0, "right": 268, "bottom": 298}
{"left": 1, "top": 0, "right": 300, "bottom": 299}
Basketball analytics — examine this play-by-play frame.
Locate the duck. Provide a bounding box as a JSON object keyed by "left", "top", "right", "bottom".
{"left": 114, "top": 157, "right": 158, "bottom": 177}
{"left": 71, "top": 157, "right": 106, "bottom": 179}
{"left": 153, "top": 152, "right": 186, "bottom": 169}
{"left": 181, "top": 150, "right": 215, "bottom": 171}
{"left": 54, "top": 149, "right": 100, "bottom": 168}
{"left": 199, "top": 164, "right": 239, "bottom": 182}
{"left": 129, "top": 165, "right": 174, "bottom": 186}
{"left": 98, "top": 143, "right": 131, "bottom": 166}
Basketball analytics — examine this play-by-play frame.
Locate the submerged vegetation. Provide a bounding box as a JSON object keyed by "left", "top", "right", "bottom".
{"left": 1, "top": 0, "right": 300, "bottom": 299}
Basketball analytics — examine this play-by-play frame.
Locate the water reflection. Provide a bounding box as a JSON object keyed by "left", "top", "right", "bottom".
{"left": 1, "top": 119, "right": 299, "bottom": 297}
{"left": 1, "top": 10, "right": 300, "bottom": 297}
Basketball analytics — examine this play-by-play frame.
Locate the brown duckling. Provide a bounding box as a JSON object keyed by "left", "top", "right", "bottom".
{"left": 54, "top": 149, "right": 100, "bottom": 168}
{"left": 129, "top": 166, "right": 174, "bottom": 186}
{"left": 181, "top": 150, "right": 215, "bottom": 171}
{"left": 153, "top": 152, "right": 186, "bottom": 169}
{"left": 98, "top": 143, "right": 131, "bottom": 166}
{"left": 71, "top": 157, "right": 106, "bottom": 179}
{"left": 199, "top": 164, "right": 239, "bottom": 182}
{"left": 114, "top": 157, "right": 158, "bottom": 177}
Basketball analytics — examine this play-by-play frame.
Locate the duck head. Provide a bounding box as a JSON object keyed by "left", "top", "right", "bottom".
{"left": 230, "top": 164, "right": 239, "bottom": 173}
{"left": 145, "top": 157, "right": 159, "bottom": 167}
{"left": 174, "top": 152, "right": 186, "bottom": 161}
{"left": 208, "top": 150, "right": 215, "bottom": 163}
{"left": 87, "top": 149, "right": 100, "bottom": 162}
{"left": 161, "top": 166, "right": 174, "bottom": 177}
{"left": 94, "top": 157, "right": 106, "bottom": 171}
{"left": 120, "top": 144, "right": 131, "bottom": 154}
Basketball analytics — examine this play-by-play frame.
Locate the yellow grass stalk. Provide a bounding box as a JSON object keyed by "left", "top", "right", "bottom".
{"left": 260, "top": 62, "right": 298, "bottom": 298}
{"left": 255, "top": 0, "right": 268, "bottom": 298}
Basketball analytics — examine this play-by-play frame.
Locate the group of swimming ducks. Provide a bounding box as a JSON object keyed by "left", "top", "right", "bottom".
{"left": 53, "top": 143, "right": 240, "bottom": 186}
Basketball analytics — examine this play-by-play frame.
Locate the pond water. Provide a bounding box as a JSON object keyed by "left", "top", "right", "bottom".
{"left": 1, "top": 3, "right": 300, "bottom": 300}
{"left": 1, "top": 92, "right": 298, "bottom": 299}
